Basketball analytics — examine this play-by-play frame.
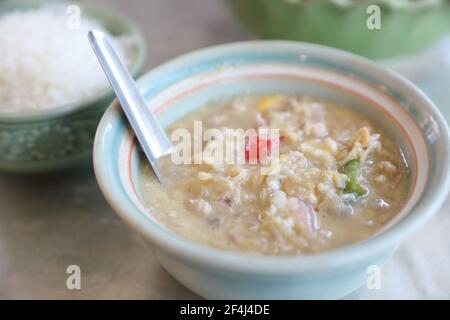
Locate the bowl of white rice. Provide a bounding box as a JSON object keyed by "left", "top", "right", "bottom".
{"left": 0, "top": 0, "right": 146, "bottom": 172}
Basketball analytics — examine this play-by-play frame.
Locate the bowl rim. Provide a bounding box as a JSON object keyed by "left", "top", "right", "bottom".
{"left": 0, "top": 0, "right": 147, "bottom": 123}
{"left": 94, "top": 40, "right": 450, "bottom": 274}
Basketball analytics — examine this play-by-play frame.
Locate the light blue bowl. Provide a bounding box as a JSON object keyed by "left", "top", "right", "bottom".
{"left": 93, "top": 41, "right": 450, "bottom": 299}
{"left": 0, "top": 0, "right": 146, "bottom": 172}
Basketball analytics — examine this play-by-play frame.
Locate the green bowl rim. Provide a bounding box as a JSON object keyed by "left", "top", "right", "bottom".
{"left": 94, "top": 40, "right": 450, "bottom": 274}
{"left": 256, "top": 0, "right": 449, "bottom": 10}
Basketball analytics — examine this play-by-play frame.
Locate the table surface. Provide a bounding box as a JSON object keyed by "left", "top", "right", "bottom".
{"left": 1, "top": 0, "right": 449, "bottom": 299}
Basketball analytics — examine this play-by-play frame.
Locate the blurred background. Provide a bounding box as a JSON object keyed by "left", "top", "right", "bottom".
{"left": 94, "top": 0, "right": 254, "bottom": 69}
{"left": 0, "top": 0, "right": 449, "bottom": 299}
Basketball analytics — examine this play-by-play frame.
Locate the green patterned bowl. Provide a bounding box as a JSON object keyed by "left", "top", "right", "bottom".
{"left": 227, "top": 0, "right": 450, "bottom": 60}
{"left": 0, "top": 0, "right": 146, "bottom": 173}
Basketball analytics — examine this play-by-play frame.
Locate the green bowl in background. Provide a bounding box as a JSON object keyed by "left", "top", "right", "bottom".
{"left": 0, "top": 0, "right": 146, "bottom": 173}
{"left": 227, "top": 0, "right": 450, "bottom": 60}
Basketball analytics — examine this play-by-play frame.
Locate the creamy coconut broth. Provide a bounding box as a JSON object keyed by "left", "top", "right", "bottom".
{"left": 140, "top": 95, "right": 410, "bottom": 255}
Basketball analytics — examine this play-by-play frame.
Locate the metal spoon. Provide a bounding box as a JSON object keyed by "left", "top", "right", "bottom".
{"left": 88, "top": 30, "right": 172, "bottom": 184}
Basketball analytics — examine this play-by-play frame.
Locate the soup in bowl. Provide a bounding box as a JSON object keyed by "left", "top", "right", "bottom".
{"left": 94, "top": 41, "right": 450, "bottom": 299}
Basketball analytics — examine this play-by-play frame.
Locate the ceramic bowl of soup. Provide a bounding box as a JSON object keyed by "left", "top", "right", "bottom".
{"left": 94, "top": 41, "right": 450, "bottom": 299}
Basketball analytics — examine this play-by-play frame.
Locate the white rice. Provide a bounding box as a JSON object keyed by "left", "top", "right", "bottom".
{"left": 0, "top": 5, "right": 134, "bottom": 111}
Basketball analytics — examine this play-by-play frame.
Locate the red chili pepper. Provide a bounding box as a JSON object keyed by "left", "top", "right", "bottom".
{"left": 245, "top": 135, "right": 282, "bottom": 163}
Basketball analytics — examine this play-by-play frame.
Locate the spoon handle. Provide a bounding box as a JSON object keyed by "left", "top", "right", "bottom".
{"left": 88, "top": 30, "right": 172, "bottom": 183}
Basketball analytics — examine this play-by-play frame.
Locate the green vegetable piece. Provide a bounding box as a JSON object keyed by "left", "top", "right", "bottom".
{"left": 342, "top": 159, "right": 366, "bottom": 197}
